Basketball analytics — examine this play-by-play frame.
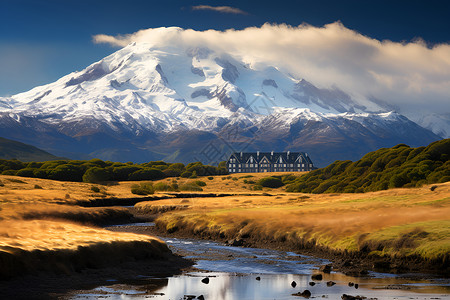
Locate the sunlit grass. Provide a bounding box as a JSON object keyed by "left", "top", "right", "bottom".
{"left": 148, "top": 180, "right": 450, "bottom": 263}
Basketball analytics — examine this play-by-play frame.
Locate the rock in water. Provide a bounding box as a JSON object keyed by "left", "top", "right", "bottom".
{"left": 201, "top": 277, "right": 209, "bottom": 284}
{"left": 319, "top": 264, "right": 332, "bottom": 273}
{"left": 326, "top": 281, "right": 336, "bottom": 287}
{"left": 291, "top": 281, "right": 297, "bottom": 288}
{"left": 311, "top": 274, "right": 322, "bottom": 281}
{"left": 292, "top": 290, "right": 311, "bottom": 298}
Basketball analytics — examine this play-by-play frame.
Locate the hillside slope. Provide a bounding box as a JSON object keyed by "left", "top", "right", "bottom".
{"left": 0, "top": 137, "right": 60, "bottom": 162}
{"left": 286, "top": 139, "right": 450, "bottom": 193}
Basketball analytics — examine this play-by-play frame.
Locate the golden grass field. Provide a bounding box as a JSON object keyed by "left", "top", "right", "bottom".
{"left": 137, "top": 174, "right": 450, "bottom": 266}
{"left": 0, "top": 175, "right": 170, "bottom": 279}
{"left": 1, "top": 172, "right": 449, "bottom": 279}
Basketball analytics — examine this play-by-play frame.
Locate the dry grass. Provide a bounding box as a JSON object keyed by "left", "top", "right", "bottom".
{"left": 145, "top": 179, "right": 450, "bottom": 263}
{"left": 0, "top": 220, "right": 169, "bottom": 279}
{"left": 0, "top": 175, "right": 171, "bottom": 280}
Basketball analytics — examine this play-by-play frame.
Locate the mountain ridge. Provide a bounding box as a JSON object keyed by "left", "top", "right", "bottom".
{"left": 0, "top": 42, "right": 442, "bottom": 166}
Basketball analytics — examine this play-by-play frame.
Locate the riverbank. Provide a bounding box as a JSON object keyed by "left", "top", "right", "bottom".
{"left": 134, "top": 181, "right": 450, "bottom": 277}
{"left": 0, "top": 175, "right": 194, "bottom": 298}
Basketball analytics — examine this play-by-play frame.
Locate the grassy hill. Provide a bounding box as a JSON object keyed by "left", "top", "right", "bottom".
{"left": 286, "top": 139, "right": 449, "bottom": 193}
{"left": 0, "top": 137, "right": 60, "bottom": 162}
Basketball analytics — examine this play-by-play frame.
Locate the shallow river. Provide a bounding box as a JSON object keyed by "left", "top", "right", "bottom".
{"left": 68, "top": 223, "right": 450, "bottom": 300}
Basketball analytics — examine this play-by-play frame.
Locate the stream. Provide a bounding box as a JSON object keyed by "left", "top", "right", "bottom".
{"left": 67, "top": 222, "right": 450, "bottom": 300}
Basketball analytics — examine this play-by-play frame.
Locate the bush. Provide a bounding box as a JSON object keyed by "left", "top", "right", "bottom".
{"left": 34, "top": 184, "right": 43, "bottom": 189}
{"left": 128, "top": 168, "right": 165, "bottom": 181}
{"left": 91, "top": 186, "right": 100, "bottom": 193}
{"left": 16, "top": 168, "right": 35, "bottom": 178}
{"left": 207, "top": 176, "right": 214, "bottom": 180}
{"left": 131, "top": 182, "right": 154, "bottom": 195}
{"left": 258, "top": 177, "right": 284, "bottom": 188}
{"left": 154, "top": 182, "right": 174, "bottom": 191}
{"left": 83, "top": 167, "right": 110, "bottom": 183}
{"left": 251, "top": 185, "right": 263, "bottom": 191}
{"left": 194, "top": 180, "right": 207, "bottom": 187}
{"left": 1, "top": 170, "right": 16, "bottom": 175}
{"left": 181, "top": 171, "right": 192, "bottom": 178}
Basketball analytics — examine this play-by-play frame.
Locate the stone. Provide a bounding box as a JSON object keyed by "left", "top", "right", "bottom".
{"left": 326, "top": 281, "right": 336, "bottom": 287}
{"left": 292, "top": 290, "right": 311, "bottom": 298}
{"left": 291, "top": 281, "right": 297, "bottom": 288}
{"left": 319, "top": 264, "right": 332, "bottom": 273}
{"left": 201, "top": 277, "right": 209, "bottom": 284}
{"left": 311, "top": 274, "right": 323, "bottom": 281}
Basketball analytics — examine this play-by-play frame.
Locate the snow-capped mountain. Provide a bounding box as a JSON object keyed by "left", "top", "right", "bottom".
{"left": 0, "top": 42, "right": 442, "bottom": 166}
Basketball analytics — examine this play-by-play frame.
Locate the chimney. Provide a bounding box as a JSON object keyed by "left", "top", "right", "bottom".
{"left": 257, "top": 151, "right": 260, "bottom": 157}
{"left": 287, "top": 151, "right": 290, "bottom": 159}
{"left": 240, "top": 152, "right": 243, "bottom": 158}
{"left": 271, "top": 151, "right": 274, "bottom": 156}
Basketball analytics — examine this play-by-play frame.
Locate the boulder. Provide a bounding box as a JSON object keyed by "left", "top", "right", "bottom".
{"left": 201, "top": 277, "right": 209, "bottom": 284}
{"left": 319, "top": 264, "right": 332, "bottom": 273}
{"left": 292, "top": 290, "right": 311, "bottom": 298}
{"left": 311, "top": 274, "right": 322, "bottom": 281}
{"left": 326, "top": 281, "right": 336, "bottom": 287}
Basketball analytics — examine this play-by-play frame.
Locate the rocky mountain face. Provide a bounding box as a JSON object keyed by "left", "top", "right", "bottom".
{"left": 0, "top": 43, "right": 442, "bottom": 167}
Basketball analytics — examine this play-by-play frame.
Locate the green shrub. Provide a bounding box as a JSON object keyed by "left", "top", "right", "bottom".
{"left": 34, "top": 184, "right": 43, "bottom": 189}
{"left": 83, "top": 167, "right": 110, "bottom": 183}
{"left": 258, "top": 177, "right": 284, "bottom": 188}
{"left": 207, "top": 176, "right": 214, "bottom": 180}
{"left": 2, "top": 170, "right": 17, "bottom": 175}
{"left": 181, "top": 171, "right": 192, "bottom": 178}
{"left": 90, "top": 186, "right": 100, "bottom": 193}
{"left": 131, "top": 182, "right": 154, "bottom": 195}
{"left": 128, "top": 168, "right": 165, "bottom": 181}
{"left": 251, "top": 185, "right": 263, "bottom": 191}
{"left": 194, "top": 180, "right": 207, "bottom": 187}
{"left": 154, "top": 182, "right": 173, "bottom": 191}
{"left": 16, "top": 168, "right": 35, "bottom": 178}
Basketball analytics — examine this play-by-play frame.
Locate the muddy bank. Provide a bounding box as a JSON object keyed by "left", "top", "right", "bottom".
{"left": 77, "top": 192, "right": 266, "bottom": 207}
{"left": 133, "top": 218, "right": 449, "bottom": 278}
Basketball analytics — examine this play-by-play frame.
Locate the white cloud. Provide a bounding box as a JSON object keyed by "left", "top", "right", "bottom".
{"left": 92, "top": 22, "right": 450, "bottom": 117}
{"left": 191, "top": 5, "right": 247, "bottom": 15}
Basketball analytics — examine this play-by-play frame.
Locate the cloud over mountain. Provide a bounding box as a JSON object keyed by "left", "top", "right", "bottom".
{"left": 93, "top": 22, "right": 450, "bottom": 120}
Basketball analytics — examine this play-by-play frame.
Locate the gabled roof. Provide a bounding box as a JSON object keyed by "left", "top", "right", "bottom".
{"left": 228, "top": 152, "right": 313, "bottom": 165}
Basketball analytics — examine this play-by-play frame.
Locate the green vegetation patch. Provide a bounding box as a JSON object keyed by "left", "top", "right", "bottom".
{"left": 286, "top": 139, "right": 450, "bottom": 193}
{"left": 0, "top": 158, "right": 228, "bottom": 183}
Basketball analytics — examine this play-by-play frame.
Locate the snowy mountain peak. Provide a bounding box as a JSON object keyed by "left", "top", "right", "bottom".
{"left": 0, "top": 42, "right": 443, "bottom": 165}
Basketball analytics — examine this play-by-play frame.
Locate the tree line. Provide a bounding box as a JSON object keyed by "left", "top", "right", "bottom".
{"left": 0, "top": 159, "right": 228, "bottom": 183}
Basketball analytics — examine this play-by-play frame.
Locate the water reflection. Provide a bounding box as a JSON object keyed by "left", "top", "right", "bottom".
{"left": 70, "top": 272, "right": 450, "bottom": 300}
{"left": 68, "top": 224, "right": 450, "bottom": 299}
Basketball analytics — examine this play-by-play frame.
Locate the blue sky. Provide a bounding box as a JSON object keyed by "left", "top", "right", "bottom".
{"left": 1, "top": 0, "right": 449, "bottom": 96}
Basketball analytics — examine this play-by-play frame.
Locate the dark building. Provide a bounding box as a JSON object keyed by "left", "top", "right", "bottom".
{"left": 226, "top": 151, "right": 315, "bottom": 173}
